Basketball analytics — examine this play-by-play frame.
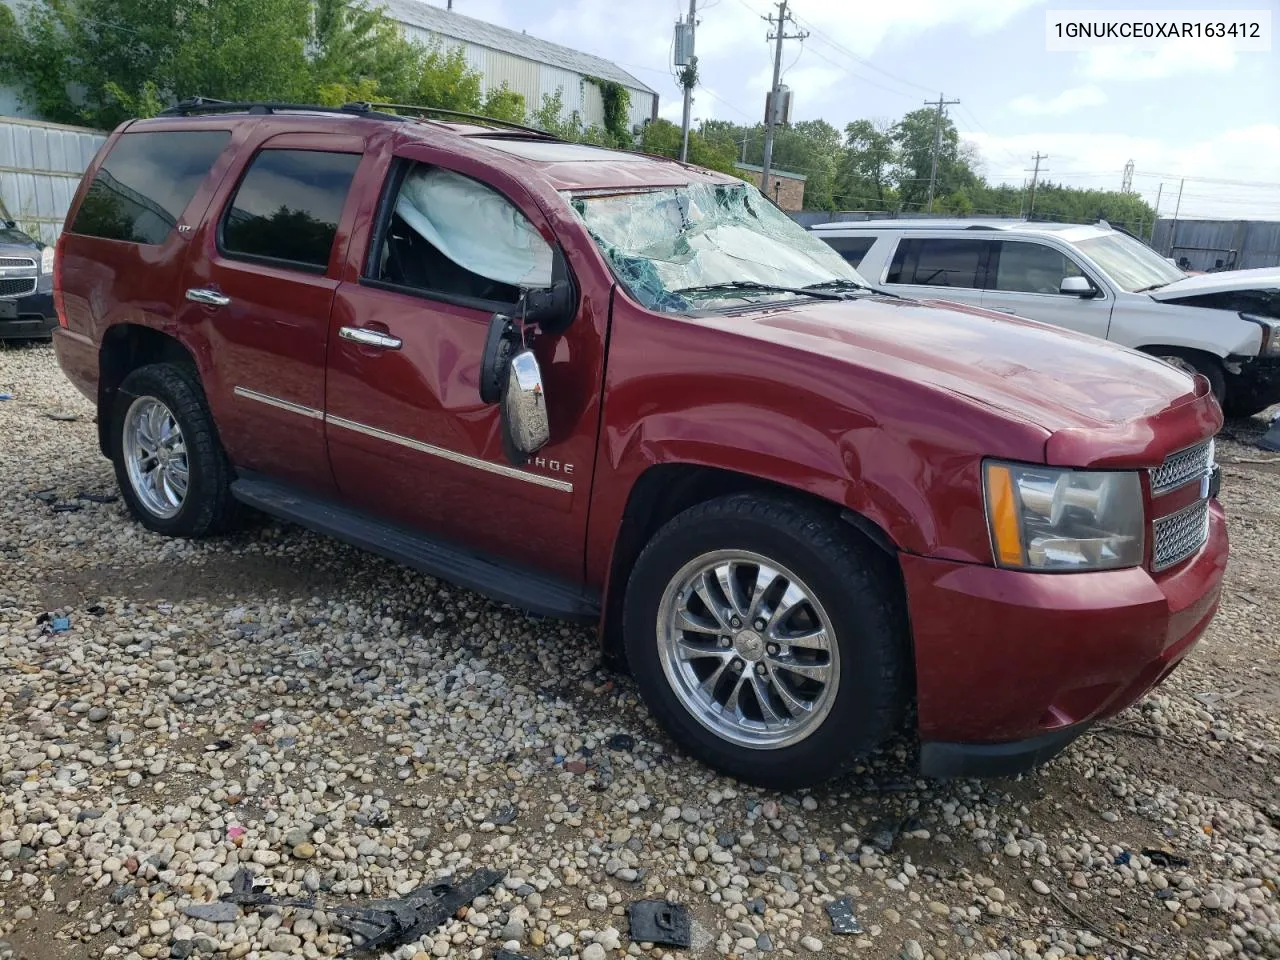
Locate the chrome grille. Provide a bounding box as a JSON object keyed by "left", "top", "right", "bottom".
{"left": 0, "top": 257, "right": 35, "bottom": 269}
{"left": 1151, "top": 440, "right": 1213, "bottom": 495}
{"left": 1152, "top": 499, "right": 1210, "bottom": 571}
{"left": 0, "top": 277, "right": 36, "bottom": 298}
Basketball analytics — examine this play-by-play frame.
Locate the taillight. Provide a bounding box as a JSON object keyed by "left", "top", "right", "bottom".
{"left": 53, "top": 232, "right": 67, "bottom": 328}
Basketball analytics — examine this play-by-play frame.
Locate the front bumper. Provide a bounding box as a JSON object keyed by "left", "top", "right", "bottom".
{"left": 0, "top": 290, "right": 56, "bottom": 340}
{"left": 906, "top": 502, "right": 1228, "bottom": 778}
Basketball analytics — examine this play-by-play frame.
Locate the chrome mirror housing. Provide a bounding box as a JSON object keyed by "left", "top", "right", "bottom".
{"left": 502, "top": 348, "right": 550, "bottom": 457}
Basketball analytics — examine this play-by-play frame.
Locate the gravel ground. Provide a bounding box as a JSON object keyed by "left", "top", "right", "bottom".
{"left": 1, "top": 341, "right": 1277, "bottom": 960}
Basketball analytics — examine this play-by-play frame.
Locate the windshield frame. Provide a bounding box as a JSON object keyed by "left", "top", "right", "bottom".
{"left": 1073, "top": 231, "right": 1186, "bottom": 293}
{"left": 562, "top": 181, "right": 868, "bottom": 315}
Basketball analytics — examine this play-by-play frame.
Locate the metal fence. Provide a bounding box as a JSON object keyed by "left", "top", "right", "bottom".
{"left": 0, "top": 116, "right": 106, "bottom": 245}
{"left": 1150, "top": 219, "right": 1280, "bottom": 272}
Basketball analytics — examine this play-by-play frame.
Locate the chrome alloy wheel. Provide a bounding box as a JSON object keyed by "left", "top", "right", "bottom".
{"left": 122, "top": 396, "right": 189, "bottom": 519}
{"left": 656, "top": 550, "right": 840, "bottom": 749}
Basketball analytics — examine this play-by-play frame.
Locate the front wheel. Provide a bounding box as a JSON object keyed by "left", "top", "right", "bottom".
{"left": 623, "top": 495, "right": 908, "bottom": 789}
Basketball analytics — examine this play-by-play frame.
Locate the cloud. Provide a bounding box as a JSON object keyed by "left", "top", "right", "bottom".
{"left": 1009, "top": 85, "right": 1106, "bottom": 115}
{"left": 1077, "top": 46, "right": 1237, "bottom": 81}
{"left": 958, "top": 124, "right": 1280, "bottom": 220}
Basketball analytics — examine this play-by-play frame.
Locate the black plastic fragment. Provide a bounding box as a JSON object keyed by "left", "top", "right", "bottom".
{"left": 826, "top": 896, "right": 863, "bottom": 934}
{"left": 221, "top": 866, "right": 504, "bottom": 954}
{"left": 32, "top": 489, "right": 57, "bottom": 503}
{"left": 491, "top": 806, "right": 518, "bottom": 825}
{"left": 607, "top": 733, "right": 635, "bottom": 752}
{"left": 627, "top": 900, "right": 691, "bottom": 948}
{"left": 205, "top": 740, "right": 234, "bottom": 752}
{"left": 51, "top": 502, "right": 82, "bottom": 512}
{"left": 1142, "top": 849, "right": 1190, "bottom": 869}
{"left": 76, "top": 491, "right": 119, "bottom": 503}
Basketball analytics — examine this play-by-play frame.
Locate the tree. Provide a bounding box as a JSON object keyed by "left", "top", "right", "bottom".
{"left": 838, "top": 119, "right": 896, "bottom": 210}
{"left": 640, "top": 119, "right": 739, "bottom": 176}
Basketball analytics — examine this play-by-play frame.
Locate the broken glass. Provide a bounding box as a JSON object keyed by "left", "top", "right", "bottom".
{"left": 566, "top": 181, "right": 865, "bottom": 312}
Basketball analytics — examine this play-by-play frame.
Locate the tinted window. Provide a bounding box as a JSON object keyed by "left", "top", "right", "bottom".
{"left": 373, "top": 164, "right": 550, "bottom": 305}
{"left": 71, "top": 131, "right": 230, "bottom": 245}
{"left": 822, "top": 236, "right": 875, "bottom": 269}
{"left": 991, "top": 241, "right": 1084, "bottom": 294}
{"left": 222, "top": 150, "right": 360, "bottom": 269}
{"left": 887, "top": 238, "right": 985, "bottom": 288}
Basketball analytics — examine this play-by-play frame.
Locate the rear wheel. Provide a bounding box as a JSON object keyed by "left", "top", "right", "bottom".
{"left": 110, "top": 363, "right": 237, "bottom": 538}
{"left": 624, "top": 494, "right": 908, "bottom": 789}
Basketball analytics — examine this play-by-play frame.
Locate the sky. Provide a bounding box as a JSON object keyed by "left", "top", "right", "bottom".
{"left": 431, "top": 0, "right": 1280, "bottom": 220}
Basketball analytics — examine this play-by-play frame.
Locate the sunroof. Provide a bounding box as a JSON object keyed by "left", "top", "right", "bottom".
{"left": 475, "top": 139, "right": 650, "bottom": 163}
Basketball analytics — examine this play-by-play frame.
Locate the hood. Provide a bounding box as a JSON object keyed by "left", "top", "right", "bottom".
{"left": 717, "top": 294, "right": 1203, "bottom": 440}
{"left": 0, "top": 227, "right": 40, "bottom": 250}
{"left": 1149, "top": 266, "right": 1280, "bottom": 300}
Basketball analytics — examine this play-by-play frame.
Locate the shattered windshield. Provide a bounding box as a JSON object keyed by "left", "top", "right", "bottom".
{"left": 565, "top": 181, "right": 867, "bottom": 312}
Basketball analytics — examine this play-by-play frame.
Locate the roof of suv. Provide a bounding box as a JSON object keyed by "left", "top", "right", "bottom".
{"left": 125, "top": 106, "right": 734, "bottom": 194}
{"left": 810, "top": 218, "right": 1113, "bottom": 240}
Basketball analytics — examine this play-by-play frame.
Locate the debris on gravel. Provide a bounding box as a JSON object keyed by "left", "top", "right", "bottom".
{"left": 1, "top": 342, "right": 1278, "bottom": 960}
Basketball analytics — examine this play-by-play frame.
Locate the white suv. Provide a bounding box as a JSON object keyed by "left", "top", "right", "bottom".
{"left": 812, "top": 219, "right": 1280, "bottom": 417}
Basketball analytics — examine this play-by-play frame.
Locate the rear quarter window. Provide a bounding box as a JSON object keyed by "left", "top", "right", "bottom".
{"left": 70, "top": 131, "right": 230, "bottom": 245}
{"left": 820, "top": 235, "right": 876, "bottom": 269}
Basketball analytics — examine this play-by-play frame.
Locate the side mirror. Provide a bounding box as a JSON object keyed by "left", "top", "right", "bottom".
{"left": 479, "top": 314, "right": 550, "bottom": 463}
{"left": 1060, "top": 276, "right": 1097, "bottom": 298}
{"left": 522, "top": 279, "right": 574, "bottom": 334}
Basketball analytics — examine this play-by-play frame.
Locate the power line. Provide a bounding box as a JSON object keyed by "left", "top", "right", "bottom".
{"left": 787, "top": 11, "right": 937, "bottom": 96}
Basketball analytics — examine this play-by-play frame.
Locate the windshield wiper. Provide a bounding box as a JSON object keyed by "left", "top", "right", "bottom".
{"left": 804, "top": 278, "right": 903, "bottom": 300}
{"left": 1135, "top": 282, "right": 1172, "bottom": 293}
{"left": 673, "top": 281, "right": 843, "bottom": 301}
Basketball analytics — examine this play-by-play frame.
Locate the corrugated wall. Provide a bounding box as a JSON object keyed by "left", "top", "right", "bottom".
{"left": 398, "top": 27, "right": 655, "bottom": 133}
{"left": 1151, "top": 218, "right": 1280, "bottom": 271}
{"left": 0, "top": 117, "right": 106, "bottom": 244}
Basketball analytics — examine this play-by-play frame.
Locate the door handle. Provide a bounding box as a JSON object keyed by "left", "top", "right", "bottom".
{"left": 185, "top": 288, "right": 231, "bottom": 307}
{"left": 339, "top": 326, "right": 402, "bottom": 350}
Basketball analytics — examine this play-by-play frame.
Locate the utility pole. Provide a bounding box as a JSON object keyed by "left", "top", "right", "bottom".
{"left": 1151, "top": 182, "right": 1163, "bottom": 241}
{"left": 1172, "top": 177, "right": 1185, "bottom": 220}
{"left": 1026, "top": 152, "right": 1048, "bottom": 218}
{"left": 924, "top": 93, "right": 960, "bottom": 212}
{"left": 1170, "top": 178, "right": 1185, "bottom": 258}
{"left": 679, "top": 0, "right": 697, "bottom": 163}
{"left": 760, "top": 0, "right": 806, "bottom": 191}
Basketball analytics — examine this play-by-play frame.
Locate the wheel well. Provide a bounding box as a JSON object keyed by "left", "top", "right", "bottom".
{"left": 97, "top": 325, "right": 196, "bottom": 456}
{"left": 1136, "top": 345, "right": 1225, "bottom": 366}
{"left": 600, "top": 463, "right": 905, "bottom": 663}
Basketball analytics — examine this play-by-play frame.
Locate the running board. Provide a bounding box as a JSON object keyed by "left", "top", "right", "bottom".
{"left": 231, "top": 476, "right": 599, "bottom": 622}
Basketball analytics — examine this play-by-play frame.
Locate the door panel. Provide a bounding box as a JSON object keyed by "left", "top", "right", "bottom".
{"left": 981, "top": 240, "right": 1113, "bottom": 340}
{"left": 177, "top": 136, "right": 364, "bottom": 495}
{"left": 325, "top": 155, "right": 606, "bottom": 581}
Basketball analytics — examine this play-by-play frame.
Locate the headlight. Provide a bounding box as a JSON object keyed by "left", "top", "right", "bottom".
{"left": 984, "top": 461, "right": 1145, "bottom": 571}
{"left": 40, "top": 245, "right": 54, "bottom": 274}
{"left": 1242, "top": 313, "right": 1280, "bottom": 357}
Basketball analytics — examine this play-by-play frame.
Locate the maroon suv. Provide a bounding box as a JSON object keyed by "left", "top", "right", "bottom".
{"left": 53, "top": 101, "right": 1227, "bottom": 788}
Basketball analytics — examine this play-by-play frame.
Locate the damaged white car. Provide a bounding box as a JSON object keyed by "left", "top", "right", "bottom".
{"left": 812, "top": 220, "right": 1280, "bottom": 417}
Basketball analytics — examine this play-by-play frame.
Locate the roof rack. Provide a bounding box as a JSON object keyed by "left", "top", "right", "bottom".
{"left": 158, "top": 98, "right": 560, "bottom": 140}
{"left": 159, "top": 97, "right": 408, "bottom": 121}
{"left": 360, "top": 103, "right": 561, "bottom": 139}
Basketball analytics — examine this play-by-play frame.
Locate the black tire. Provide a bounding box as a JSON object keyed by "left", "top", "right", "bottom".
{"left": 1222, "top": 375, "right": 1280, "bottom": 420}
{"left": 110, "top": 363, "right": 238, "bottom": 538}
{"left": 1149, "top": 348, "right": 1226, "bottom": 406}
{"left": 623, "top": 494, "right": 908, "bottom": 789}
